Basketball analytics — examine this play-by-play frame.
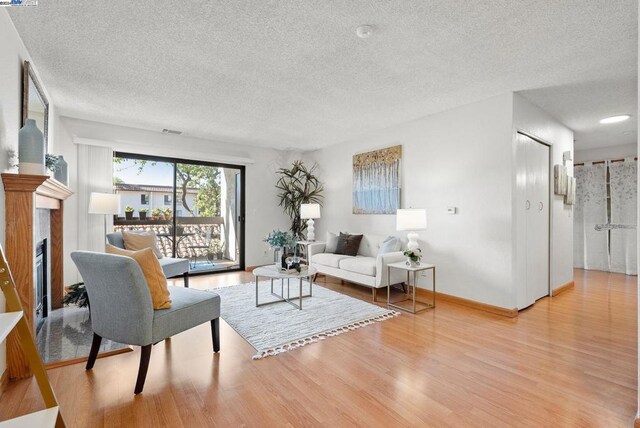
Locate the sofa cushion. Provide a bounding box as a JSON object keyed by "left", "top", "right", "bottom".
{"left": 122, "top": 230, "right": 164, "bottom": 259}
{"left": 325, "top": 232, "right": 339, "bottom": 253}
{"left": 311, "top": 253, "right": 352, "bottom": 268}
{"left": 378, "top": 236, "right": 401, "bottom": 255}
{"left": 335, "top": 233, "right": 363, "bottom": 256}
{"left": 159, "top": 257, "right": 190, "bottom": 278}
{"left": 338, "top": 256, "right": 377, "bottom": 277}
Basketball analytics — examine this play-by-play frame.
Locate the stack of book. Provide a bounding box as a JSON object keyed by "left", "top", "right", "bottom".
{"left": 280, "top": 264, "right": 309, "bottom": 275}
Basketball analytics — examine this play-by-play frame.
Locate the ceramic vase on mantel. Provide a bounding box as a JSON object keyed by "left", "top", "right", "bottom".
{"left": 53, "top": 155, "right": 68, "bottom": 185}
{"left": 18, "top": 119, "right": 45, "bottom": 175}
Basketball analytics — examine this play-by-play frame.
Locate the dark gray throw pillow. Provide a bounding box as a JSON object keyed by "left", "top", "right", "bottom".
{"left": 335, "top": 233, "right": 363, "bottom": 256}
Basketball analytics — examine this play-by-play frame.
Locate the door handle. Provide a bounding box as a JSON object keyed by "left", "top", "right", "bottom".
{"left": 538, "top": 202, "right": 543, "bottom": 211}
{"left": 525, "top": 200, "right": 530, "bottom": 210}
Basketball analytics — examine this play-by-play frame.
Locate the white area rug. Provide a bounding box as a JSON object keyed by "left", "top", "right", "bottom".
{"left": 211, "top": 281, "right": 399, "bottom": 359}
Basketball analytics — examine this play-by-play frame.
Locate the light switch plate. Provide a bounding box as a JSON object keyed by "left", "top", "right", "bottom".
{"left": 447, "top": 207, "right": 457, "bottom": 214}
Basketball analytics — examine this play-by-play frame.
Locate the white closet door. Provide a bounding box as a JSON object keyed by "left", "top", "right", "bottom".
{"left": 525, "top": 137, "right": 550, "bottom": 302}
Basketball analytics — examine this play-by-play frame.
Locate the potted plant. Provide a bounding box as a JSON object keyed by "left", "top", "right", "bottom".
{"left": 152, "top": 208, "right": 163, "bottom": 220}
{"left": 264, "top": 230, "right": 295, "bottom": 267}
{"left": 164, "top": 208, "right": 173, "bottom": 220}
{"left": 124, "top": 205, "right": 135, "bottom": 220}
{"left": 138, "top": 208, "right": 148, "bottom": 220}
{"left": 403, "top": 248, "right": 422, "bottom": 267}
{"left": 62, "top": 282, "right": 89, "bottom": 309}
{"left": 275, "top": 160, "right": 324, "bottom": 238}
{"left": 212, "top": 240, "right": 224, "bottom": 260}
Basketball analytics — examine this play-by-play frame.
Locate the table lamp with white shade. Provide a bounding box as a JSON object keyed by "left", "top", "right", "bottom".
{"left": 300, "top": 203, "right": 321, "bottom": 241}
{"left": 396, "top": 208, "right": 427, "bottom": 251}
{"left": 89, "top": 192, "right": 121, "bottom": 245}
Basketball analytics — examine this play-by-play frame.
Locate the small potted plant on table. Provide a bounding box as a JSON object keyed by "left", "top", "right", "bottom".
{"left": 403, "top": 248, "right": 422, "bottom": 267}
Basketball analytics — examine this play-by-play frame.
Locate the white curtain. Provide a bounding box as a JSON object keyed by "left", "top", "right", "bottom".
{"left": 574, "top": 163, "right": 609, "bottom": 271}
{"left": 608, "top": 158, "right": 637, "bottom": 275}
{"left": 77, "top": 144, "right": 114, "bottom": 252}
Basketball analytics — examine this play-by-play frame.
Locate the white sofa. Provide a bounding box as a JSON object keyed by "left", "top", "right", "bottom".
{"left": 307, "top": 233, "right": 407, "bottom": 301}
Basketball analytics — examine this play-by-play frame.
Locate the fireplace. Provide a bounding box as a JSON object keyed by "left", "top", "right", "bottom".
{"left": 35, "top": 239, "right": 48, "bottom": 333}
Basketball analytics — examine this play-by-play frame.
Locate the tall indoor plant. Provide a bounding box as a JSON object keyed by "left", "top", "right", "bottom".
{"left": 275, "top": 160, "right": 324, "bottom": 238}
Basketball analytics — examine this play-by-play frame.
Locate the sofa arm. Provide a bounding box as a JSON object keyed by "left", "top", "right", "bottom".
{"left": 375, "top": 251, "right": 406, "bottom": 288}
{"left": 306, "top": 242, "right": 326, "bottom": 264}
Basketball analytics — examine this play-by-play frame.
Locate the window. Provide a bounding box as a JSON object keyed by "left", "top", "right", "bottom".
{"left": 141, "top": 194, "right": 149, "bottom": 205}
{"left": 164, "top": 194, "right": 172, "bottom": 204}
{"left": 176, "top": 209, "right": 182, "bottom": 216}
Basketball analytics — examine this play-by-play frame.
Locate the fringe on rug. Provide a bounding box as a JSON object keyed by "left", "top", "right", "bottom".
{"left": 251, "top": 310, "right": 401, "bottom": 360}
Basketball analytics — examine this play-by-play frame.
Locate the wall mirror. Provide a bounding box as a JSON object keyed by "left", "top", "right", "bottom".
{"left": 22, "top": 60, "right": 49, "bottom": 153}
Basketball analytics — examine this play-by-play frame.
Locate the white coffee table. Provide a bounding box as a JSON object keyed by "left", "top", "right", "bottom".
{"left": 253, "top": 265, "right": 318, "bottom": 310}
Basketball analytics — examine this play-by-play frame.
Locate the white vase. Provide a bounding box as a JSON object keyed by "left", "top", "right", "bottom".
{"left": 406, "top": 258, "right": 419, "bottom": 267}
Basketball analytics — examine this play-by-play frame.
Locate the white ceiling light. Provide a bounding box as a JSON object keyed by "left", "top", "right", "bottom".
{"left": 356, "top": 25, "right": 374, "bottom": 39}
{"left": 599, "top": 114, "right": 631, "bottom": 124}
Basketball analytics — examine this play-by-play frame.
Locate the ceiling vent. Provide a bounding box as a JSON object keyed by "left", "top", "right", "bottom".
{"left": 162, "top": 128, "right": 182, "bottom": 135}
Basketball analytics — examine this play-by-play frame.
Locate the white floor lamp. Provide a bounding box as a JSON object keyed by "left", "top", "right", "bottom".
{"left": 89, "top": 192, "right": 121, "bottom": 250}
{"left": 300, "top": 203, "right": 321, "bottom": 241}
{"left": 396, "top": 208, "right": 427, "bottom": 251}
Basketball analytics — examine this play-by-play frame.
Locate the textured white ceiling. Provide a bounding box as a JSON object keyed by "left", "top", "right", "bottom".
{"left": 8, "top": 0, "right": 638, "bottom": 151}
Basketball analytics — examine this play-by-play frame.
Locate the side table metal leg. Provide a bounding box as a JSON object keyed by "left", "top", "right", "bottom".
{"left": 412, "top": 270, "right": 417, "bottom": 313}
{"left": 299, "top": 277, "right": 303, "bottom": 309}
{"left": 433, "top": 266, "right": 436, "bottom": 308}
{"left": 387, "top": 266, "right": 391, "bottom": 306}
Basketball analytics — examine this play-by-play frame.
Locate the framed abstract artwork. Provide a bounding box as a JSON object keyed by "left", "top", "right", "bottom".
{"left": 352, "top": 145, "right": 401, "bottom": 214}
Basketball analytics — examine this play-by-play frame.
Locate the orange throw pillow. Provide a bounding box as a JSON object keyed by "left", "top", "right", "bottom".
{"left": 106, "top": 244, "right": 172, "bottom": 309}
{"left": 122, "top": 230, "right": 164, "bottom": 259}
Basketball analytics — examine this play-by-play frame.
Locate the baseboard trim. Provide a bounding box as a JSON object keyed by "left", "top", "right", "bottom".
{"left": 415, "top": 288, "right": 518, "bottom": 318}
{"left": 43, "top": 347, "right": 133, "bottom": 370}
{"left": 0, "top": 369, "right": 9, "bottom": 397}
{"left": 552, "top": 280, "right": 575, "bottom": 297}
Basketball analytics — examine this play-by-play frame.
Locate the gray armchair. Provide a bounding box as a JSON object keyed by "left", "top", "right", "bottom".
{"left": 71, "top": 251, "right": 221, "bottom": 394}
{"left": 107, "top": 231, "right": 190, "bottom": 287}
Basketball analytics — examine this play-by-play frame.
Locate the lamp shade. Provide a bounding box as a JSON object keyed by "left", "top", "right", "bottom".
{"left": 88, "top": 192, "right": 120, "bottom": 215}
{"left": 396, "top": 208, "right": 427, "bottom": 231}
{"left": 300, "top": 203, "right": 321, "bottom": 219}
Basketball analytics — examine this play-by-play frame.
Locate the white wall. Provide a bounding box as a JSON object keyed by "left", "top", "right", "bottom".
{"left": 575, "top": 142, "right": 637, "bottom": 163}
{"left": 56, "top": 117, "right": 290, "bottom": 282}
{"left": 512, "top": 94, "right": 575, "bottom": 294}
{"left": 309, "top": 93, "right": 518, "bottom": 309}
{"left": 0, "top": 9, "right": 68, "bottom": 377}
{"left": 308, "top": 92, "right": 574, "bottom": 310}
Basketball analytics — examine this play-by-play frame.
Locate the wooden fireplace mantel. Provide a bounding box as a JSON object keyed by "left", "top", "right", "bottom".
{"left": 2, "top": 173, "right": 73, "bottom": 379}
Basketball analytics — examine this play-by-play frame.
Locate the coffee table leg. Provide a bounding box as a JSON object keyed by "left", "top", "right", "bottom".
{"left": 299, "top": 277, "right": 303, "bottom": 309}
{"left": 255, "top": 275, "right": 259, "bottom": 307}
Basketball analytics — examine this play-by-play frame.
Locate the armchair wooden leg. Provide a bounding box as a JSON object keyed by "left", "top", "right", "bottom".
{"left": 86, "top": 333, "right": 102, "bottom": 370}
{"left": 211, "top": 318, "right": 220, "bottom": 353}
{"left": 134, "top": 345, "right": 152, "bottom": 394}
{"left": 372, "top": 288, "right": 377, "bottom": 302}
{"left": 183, "top": 272, "right": 189, "bottom": 288}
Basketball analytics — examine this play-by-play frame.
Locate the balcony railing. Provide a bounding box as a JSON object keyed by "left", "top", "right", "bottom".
{"left": 113, "top": 216, "right": 230, "bottom": 264}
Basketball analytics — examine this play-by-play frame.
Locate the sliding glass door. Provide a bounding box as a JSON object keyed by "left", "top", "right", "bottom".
{"left": 113, "top": 152, "right": 245, "bottom": 273}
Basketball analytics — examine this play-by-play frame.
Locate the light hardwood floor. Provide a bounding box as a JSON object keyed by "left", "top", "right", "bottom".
{"left": 0, "top": 269, "right": 636, "bottom": 427}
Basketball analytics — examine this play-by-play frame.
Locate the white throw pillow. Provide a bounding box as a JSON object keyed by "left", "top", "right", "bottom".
{"left": 378, "top": 236, "right": 401, "bottom": 255}
{"left": 325, "top": 232, "right": 339, "bottom": 253}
